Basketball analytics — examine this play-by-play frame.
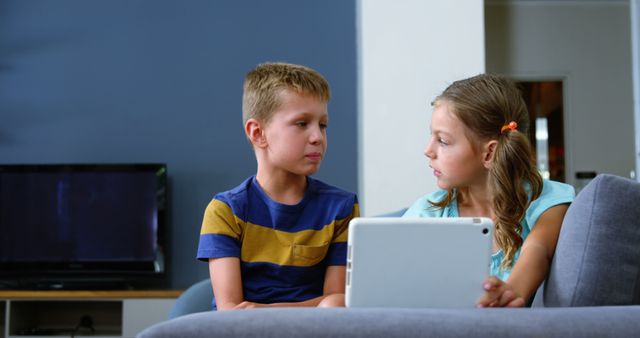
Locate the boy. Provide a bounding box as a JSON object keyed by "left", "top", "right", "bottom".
{"left": 197, "top": 62, "right": 359, "bottom": 310}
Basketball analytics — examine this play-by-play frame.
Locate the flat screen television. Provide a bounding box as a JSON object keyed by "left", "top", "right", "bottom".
{"left": 0, "top": 164, "right": 167, "bottom": 290}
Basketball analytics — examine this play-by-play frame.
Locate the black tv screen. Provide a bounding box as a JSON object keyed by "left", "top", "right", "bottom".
{"left": 0, "top": 164, "right": 167, "bottom": 290}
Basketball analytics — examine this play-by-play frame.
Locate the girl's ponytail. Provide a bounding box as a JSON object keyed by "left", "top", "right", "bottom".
{"left": 491, "top": 127, "right": 542, "bottom": 269}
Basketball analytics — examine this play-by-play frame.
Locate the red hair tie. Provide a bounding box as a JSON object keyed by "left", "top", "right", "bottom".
{"left": 501, "top": 121, "right": 518, "bottom": 134}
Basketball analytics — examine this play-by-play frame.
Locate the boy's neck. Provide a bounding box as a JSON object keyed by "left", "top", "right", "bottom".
{"left": 255, "top": 170, "right": 308, "bottom": 205}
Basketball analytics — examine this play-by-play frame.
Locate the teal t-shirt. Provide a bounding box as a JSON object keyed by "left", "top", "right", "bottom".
{"left": 402, "top": 179, "right": 575, "bottom": 281}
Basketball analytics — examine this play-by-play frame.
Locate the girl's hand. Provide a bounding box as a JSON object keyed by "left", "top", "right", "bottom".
{"left": 476, "top": 276, "right": 526, "bottom": 308}
{"left": 233, "top": 301, "right": 265, "bottom": 309}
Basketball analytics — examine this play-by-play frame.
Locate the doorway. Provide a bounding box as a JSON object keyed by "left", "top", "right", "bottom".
{"left": 517, "top": 81, "right": 566, "bottom": 182}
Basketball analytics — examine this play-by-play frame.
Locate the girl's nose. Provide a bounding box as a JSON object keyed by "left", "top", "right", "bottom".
{"left": 424, "top": 141, "right": 434, "bottom": 159}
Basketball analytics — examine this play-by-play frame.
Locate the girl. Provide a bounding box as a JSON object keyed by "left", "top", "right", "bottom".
{"left": 403, "top": 74, "right": 574, "bottom": 307}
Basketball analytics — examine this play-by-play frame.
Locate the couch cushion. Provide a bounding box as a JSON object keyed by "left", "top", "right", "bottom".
{"left": 543, "top": 174, "right": 640, "bottom": 306}
{"left": 137, "top": 306, "right": 640, "bottom": 338}
{"left": 168, "top": 278, "right": 214, "bottom": 319}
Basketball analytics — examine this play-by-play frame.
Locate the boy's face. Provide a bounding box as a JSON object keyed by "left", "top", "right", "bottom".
{"left": 260, "top": 89, "right": 329, "bottom": 177}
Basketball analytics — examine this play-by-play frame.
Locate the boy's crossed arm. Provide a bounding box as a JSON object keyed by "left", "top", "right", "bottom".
{"left": 209, "top": 258, "right": 345, "bottom": 310}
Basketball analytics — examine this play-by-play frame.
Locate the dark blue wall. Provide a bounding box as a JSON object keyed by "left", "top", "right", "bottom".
{"left": 0, "top": 0, "right": 357, "bottom": 288}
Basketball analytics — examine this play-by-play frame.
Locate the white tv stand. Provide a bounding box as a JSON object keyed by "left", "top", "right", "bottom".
{"left": 0, "top": 290, "right": 181, "bottom": 338}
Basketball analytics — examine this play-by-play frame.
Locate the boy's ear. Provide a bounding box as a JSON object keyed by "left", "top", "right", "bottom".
{"left": 482, "top": 140, "right": 498, "bottom": 169}
{"left": 245, "top": 118, "right": 267, "bottom": 148}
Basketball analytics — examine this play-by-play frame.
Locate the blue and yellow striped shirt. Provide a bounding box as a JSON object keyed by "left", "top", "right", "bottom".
{"left": 197, "top": 176, "right": 359, "bottom": 306}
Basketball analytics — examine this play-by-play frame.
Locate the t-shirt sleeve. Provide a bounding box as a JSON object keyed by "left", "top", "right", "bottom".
{"left": 196, "top": 198, "right": 243, "bottom": 261}
{"left": 403, "top": 195, "right": 429, "bottom": 217}
{"left": 524, "top": 180, "right": 575, "bottom": 231}
{"left": 403, "top": 190, "right": 448, "bottom": 218}
{"left": 326, "top": 195, "right": 359, "bottom": 266}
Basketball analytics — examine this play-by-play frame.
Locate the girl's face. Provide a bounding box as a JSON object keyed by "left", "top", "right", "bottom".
{"left": 423, "top": 100, "right": 488, "bottom": 190}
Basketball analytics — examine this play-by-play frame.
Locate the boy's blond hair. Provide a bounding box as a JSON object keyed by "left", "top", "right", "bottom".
{"left": 242, "top": 62, "right": 331, "bottom": 125}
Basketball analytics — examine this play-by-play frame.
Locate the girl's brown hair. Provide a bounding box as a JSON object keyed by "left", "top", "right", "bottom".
{"left": 431, "top": 74, "right": 543, "bottom": 270}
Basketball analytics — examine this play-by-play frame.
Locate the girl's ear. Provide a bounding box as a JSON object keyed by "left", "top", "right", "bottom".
{"left": 245, "top": 118, "right": 267, "bottom": 148}
{"left": 482, "top": 140, "right": 498, "bottom": 169}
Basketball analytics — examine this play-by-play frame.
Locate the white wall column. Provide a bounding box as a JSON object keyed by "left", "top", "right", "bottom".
{"left": 632, "top": 0, "right": 640, "bottom": 181}
{"left": 358, "top": 0, "right": 485, "bottom": 215}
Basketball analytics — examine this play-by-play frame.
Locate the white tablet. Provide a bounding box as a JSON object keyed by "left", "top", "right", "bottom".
{"left": 345, "top": 217, "right": 494, "bottom": 308}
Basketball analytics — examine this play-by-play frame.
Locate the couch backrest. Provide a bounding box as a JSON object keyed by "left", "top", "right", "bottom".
{"left": 542, "top": 174, "right": 640, "bottom": 306}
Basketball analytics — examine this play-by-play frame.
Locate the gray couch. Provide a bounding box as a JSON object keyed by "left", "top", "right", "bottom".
{"left": 138, "top": 174, "right": 640, "bottom": 337}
